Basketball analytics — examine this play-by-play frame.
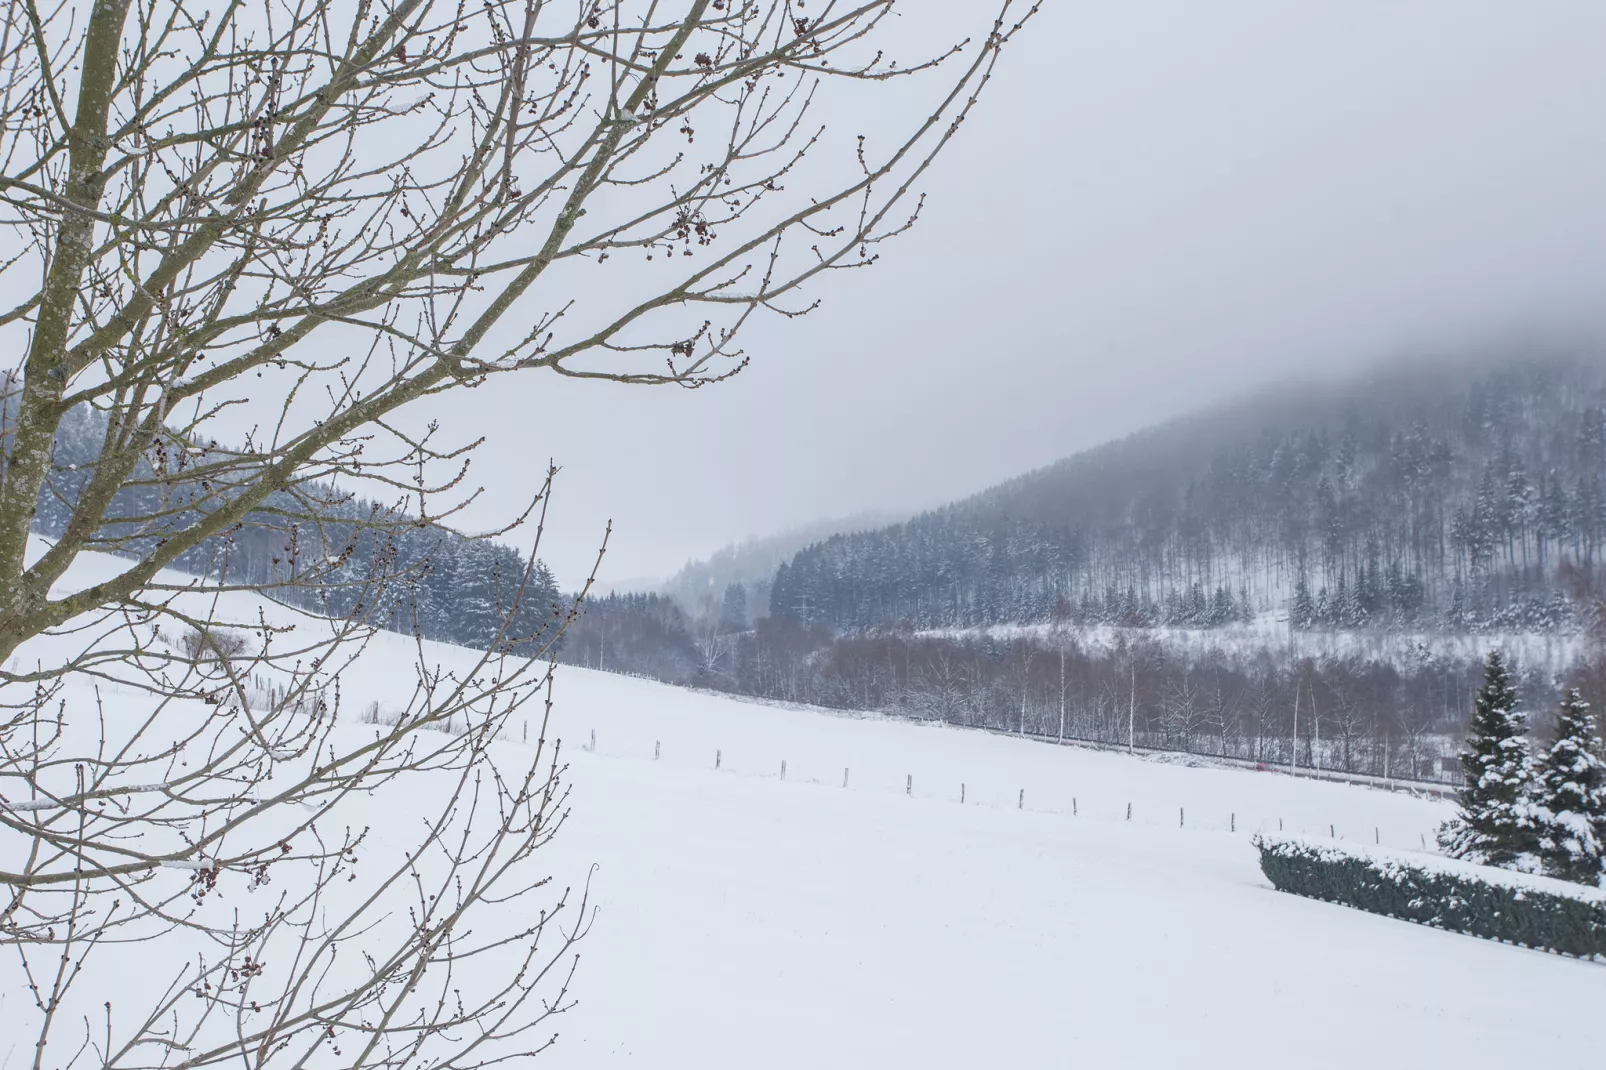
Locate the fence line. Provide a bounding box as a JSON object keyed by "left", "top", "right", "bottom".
{"left": 662, "top": 680, "right": 1467, "bottom": 792}
{"left": 999, "top": 726, "right": 1458, "bottom": 798}
{"left": 555, "top": 723, "right": 1446, "bottom": 850}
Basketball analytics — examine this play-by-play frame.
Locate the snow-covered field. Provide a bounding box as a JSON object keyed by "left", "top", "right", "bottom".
{"left": 539, "top": 672, "right": 1601, "bottom": 1069}
{"left": 6, "top": 545, "right": 1602, "bottom": 1069}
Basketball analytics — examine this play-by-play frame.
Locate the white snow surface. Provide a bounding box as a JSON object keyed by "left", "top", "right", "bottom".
{"left": 5, "top": 544, "right": 1603, "bottom": 1069}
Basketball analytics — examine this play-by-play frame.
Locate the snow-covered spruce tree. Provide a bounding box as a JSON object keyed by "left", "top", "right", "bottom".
{"left": 1534, "top": 689, "right": 1606, "bottom": 885}
{"left": 1289, "top": 575, "right": 1315, "bottom": 630}
{"left": 1437, "top": 650, "right": 1543, "bottom": 869}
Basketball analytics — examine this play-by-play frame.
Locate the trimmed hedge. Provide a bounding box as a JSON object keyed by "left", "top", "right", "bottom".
{"left": 1255, "top": 835, "right": 1606, "bottom": 959}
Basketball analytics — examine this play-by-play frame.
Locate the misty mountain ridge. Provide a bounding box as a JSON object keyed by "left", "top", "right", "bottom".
{"left": 658, "top": 508, "right": 906, "bottom": 620}
{"left": 769, "top": 354, "right": 1606, "bottom": 636}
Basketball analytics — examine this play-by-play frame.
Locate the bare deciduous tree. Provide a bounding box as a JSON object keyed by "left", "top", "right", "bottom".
{"left": 0, "top": 1, "right": 1033, "bottom": 1066}
{"left": 907, "top": 642, "right": 977, "bottom": 726}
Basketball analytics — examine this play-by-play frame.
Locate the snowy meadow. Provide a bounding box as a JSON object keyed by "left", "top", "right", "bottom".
{"left": 4, "top": 547, "right": 1597, "bottom": 1070}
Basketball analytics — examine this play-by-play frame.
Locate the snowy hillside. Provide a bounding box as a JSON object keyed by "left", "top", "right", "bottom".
{"left": 773, "top": 358, "right": 1606, "bottom": 635}
{"left": 6, "top": 545, "right": 1600, "bottom": 1069}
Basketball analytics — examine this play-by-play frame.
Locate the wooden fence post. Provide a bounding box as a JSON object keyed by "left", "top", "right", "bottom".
{"left": 1018, "top": 789, "right": 1024, "bottom": 810}
{"left": 781, "top": 760, "right": 787, "bottom": 781}
{"left": 589, "top": 728, "right": 596, "bottom": 753}
{"left": 906, "top": 774, "right": 912, "bottom": 797}
{"left": 1073, "top": 797, "right": 1077, "bottom": 816}
{"left": 843, "top": 767, "right": 849, "bottom": 788}
{"left": 654, "top": 740, "right": 660, "bottom": 760}
{"left": 1180, "top": 807, "right": 1184, "bottom": 828}
{"left": 1230, "top": 812, "right": 1235, "bottom": 833}
{"left": 716, "top": 749, "right": 722, "bottom": 770}
{"left": 961, "top": 783, "right": 966, "bottom": 804}
{"left": 1126, "top": 802, "right": 1131, "bottom": 821}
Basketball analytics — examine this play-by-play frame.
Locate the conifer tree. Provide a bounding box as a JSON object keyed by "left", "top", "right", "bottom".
{"left": 1290, "top": 576, "right": 1315, "bottom": 630}
{"left": 1438, "top": 650, "right": 1543, "bottom": 869}
{"left": 720, "top": 582, "right": 750, "bottom": 634}
{"left": 1534, "top": 689, "right": 1606, "bottom": 885}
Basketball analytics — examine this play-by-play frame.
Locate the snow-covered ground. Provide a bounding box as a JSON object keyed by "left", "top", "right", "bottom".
{"left": 540, "top": 672, "right": 1600, "bottom": 1069}
{"left": 6, "top": 545, "right": 1601, "bottom": 1069}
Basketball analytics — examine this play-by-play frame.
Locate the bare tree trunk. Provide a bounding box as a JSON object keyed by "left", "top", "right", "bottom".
{"left": 1291, "top": 674, "right": 1300, "bottom": 773}
{"left": 1129, "top": 660, "right": 1137, "bottom": 754}
{"left": 1058, "top": 644, "right": 1067, "bottom": 744}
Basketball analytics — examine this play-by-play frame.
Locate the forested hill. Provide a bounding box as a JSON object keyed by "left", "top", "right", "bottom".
{"left": 770, "top": 355, "right": 1606, "bottom": 634}
{"left": 23, "top": 400, "right": 563, "bottom": 655}
{"left": 658, "top": 508, "right": 904, "bottom": 623}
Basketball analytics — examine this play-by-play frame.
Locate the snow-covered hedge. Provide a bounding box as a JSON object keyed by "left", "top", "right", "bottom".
{"left": 1255, "top": 834, "right": 1606, "bottom": 959}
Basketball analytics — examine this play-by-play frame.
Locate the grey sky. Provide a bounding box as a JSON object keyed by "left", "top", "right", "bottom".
{"left": 448, "top": 1, "right": 1606, "bottom": 587}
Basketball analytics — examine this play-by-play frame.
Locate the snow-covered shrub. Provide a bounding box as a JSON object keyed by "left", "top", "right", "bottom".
{"left": 1255, "top": 834, "right": 1606, "bottom": 958}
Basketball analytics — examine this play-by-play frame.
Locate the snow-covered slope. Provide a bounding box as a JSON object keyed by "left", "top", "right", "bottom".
{"left": 7, "top": 545, "right": 1600, "bottom": 1069}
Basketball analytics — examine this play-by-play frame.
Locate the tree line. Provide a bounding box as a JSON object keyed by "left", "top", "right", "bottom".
{"left": 559, "top": 583, "right": 1606, "bottom": 786}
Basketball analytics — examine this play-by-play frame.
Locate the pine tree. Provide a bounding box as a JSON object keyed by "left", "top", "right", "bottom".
{"left": 1438, "top": 650, "right": 1543, "bottom": 869}
{"left": 447, "top": 540, "right": 513, "bottom": 647}
{"left": 719, "top": 581, "right": 749, "bottom": 633}
{"left": 1533, "top": 689, "right": 1606, "bottom": 886}
{"left": 1290, "top": 575, "right": 1314, "bottom": 630}
{"left": 1209, "top": 585, "right": 1231, "bottom": 627}
{"left": 1332, "top": 573, "right": 1350, "bottom": 628}
{"left": 1446, "top": 579, "right": 1466, "bottom": 629}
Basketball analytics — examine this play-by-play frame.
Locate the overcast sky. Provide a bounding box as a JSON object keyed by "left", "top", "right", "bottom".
{"left": 443, "top": 0, "right": 1606, "bottom": 588}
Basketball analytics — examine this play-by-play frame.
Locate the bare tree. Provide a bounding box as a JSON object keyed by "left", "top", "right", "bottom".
{"left": 2, "top": 467, "right": 600, "bottom": 1070}
{"left": 1244, "top": 664, "right": 1279, "bottom": 763}
{"left": 692, "top": 589, "right": 733, "bottom": 680}
{"left": 1161, "top": 667, "right": 1202, "bottom": 753}
{"left": 1008, "top": 636, "right": 1035, "bottom": 735}
{"left": 1051, "top": 621, "right": 1075, "bottom": 744}
{"left": 1202, "top": 665, "right": 1235, "bottom": 758}
{"left": 0, "top": 2, "right": 1034, "bottom": 1066}
{"left": 907, "top": 641, "right": 977, "bottom": 726}
{"left": 1324, "top": 658, "right": 1371, "bottom": 774}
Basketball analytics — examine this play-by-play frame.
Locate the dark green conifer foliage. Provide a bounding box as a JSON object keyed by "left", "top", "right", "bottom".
{"left": 1438, "top": 651, "right": 1541, "bottom": 868}
{"left": 1535, "top": 689, "right": 1606, "bottom": 886}
{"left": 1289, "top": 575, "right": 1315, "bottom": 630}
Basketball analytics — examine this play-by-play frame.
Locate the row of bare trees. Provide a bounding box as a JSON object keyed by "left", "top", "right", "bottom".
{"left": 686, "top": 621, "right": 1602, "bottom": 785}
